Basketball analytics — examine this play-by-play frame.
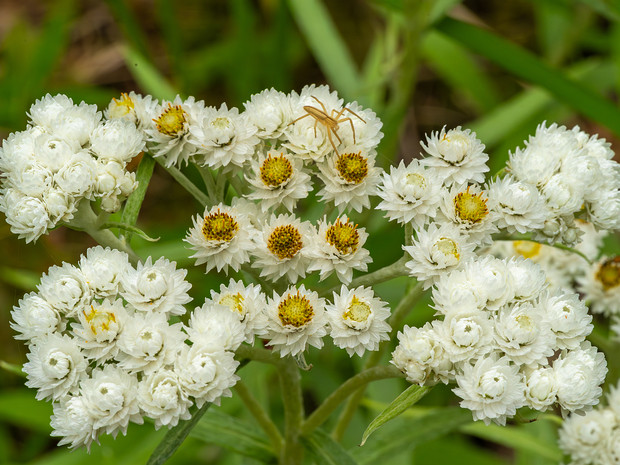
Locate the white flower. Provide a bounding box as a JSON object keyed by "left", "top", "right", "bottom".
{"left": 404, "top": 223, "right": 475, "bottom": 289}
{"left": 72, "top": 298, "right": 128, "bottom": 362}
{"left": 5, "top": 158, "right": 53, "bottom": 197}
{"left": 190, "top": 103, "right": 259, "bottom": 170}
{"left": 420, "top": 126, "right": 489, "bottom": 185}
{"left": 251, "top": 213, "right": 314, "bottom": 283}
{"left": 463, "top": 256, "right": 514, "bottom": 310}
{"left": 245, "top": 150, "right": 312, "bottom": 212}
{"left": 78, "top": 246, "right": 130, "bottom": 298}
{"left": 486, "top": 175, "right": 548, "bottom": 234}
{"left": 37, "top": 262, "right": 91, "bottom": 317}
{"left": 28, "top": 94, "right": 75, "bottom": 129}
{"left": 208, "top": 279, "right": 268, "bottom": 344}
{"left": 306, "top": 215, "right": 372, "bottom": 285}
{"left": 11, "top": 292, "right": 64, "bottom": 341}
{"left": 607, "top": 381, "right": 620, "bottom": 421}
{"left": 523, "top": 367, "right": 557, "bottom": 411}
{"left": 505, "top": 256, "right": 547, "bottom": 301}
{"left": 94, "top": 160, "right": 137, "bottom": 199}
{"left": 90, "top": 118, "right": 146, "bottom": 164}
{"left": 435, "top": 309, "right": 494, "bottom": 363}
{"left": 559, "top": 409, "right": 615, "bottom": 465}
{"left": 80, "top": 365, "right": 142, "bottom": 436}
{"left": 52, "top": 151, "right": 97, "bottom": 198}
{"left": 50, "top": 395, "right": 97, "bottom": 450}
{"left": 391, "top": 322, "right": 453, "bottom": 385}
{"left": 176, "top": 345, "right": 239, "bottom": 407}
{"left": 579, "top": 256, "right": 620, "bottom": 316}
{"left": 121, "top": 256, "right": 191, "bottom": 316}
{"left": 432, "top": 268, "right": 488, "bottom": 314}
{"left": 185, "top": 203, "right": 255, "bottom": 274}
{"left": 538, "top": 290, "right": 592, "bottom": 350}
{"left": 316, "top": 148, "right": 382, "bottom": 213}
{"left": 553, "top": 341, "right": 607, "bottom": 414}
{"left": 138, "top": 368, "right": 192, "bottom": 429}
{"left": 105, "top": 92, "right": 158, "bottom": 130}
{"left": 116, "top": 312, "right": 186, "bottom": 374}
{"left": 185, "top": 302, "right": 246, "bottom": 352}
{"left": 24, "top": 334, "right": 87, "bottom": 401}
{"left": 453, "top": 355, "right": 526, "bottom": 425}
{"left": 43, "top": 188, "right": 76, "bottom": 223}
{"left": 265, "top": 285, "right": 328, "bottom": 357}
{"left": 586, "top": 189, "right": 620, "bottom": 231}
{"left": 1, "top": 193, "right": 52, "bottom": 243}
{"left": 326, "top": 285, "right": 391, "bottom": 357}
{"left": 242, "top": 88, "right": 294, "bottom": 139}
{"left": 376, "top": 159, "right": 442, "bottom": 227}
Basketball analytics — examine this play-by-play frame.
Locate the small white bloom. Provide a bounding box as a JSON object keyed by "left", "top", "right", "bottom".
{"left": 37, "top": 262, "right": 91, "bottom": 317}
{"left": 90, "top": 118, "right": 145, "bottom": 164}
{"left": 93, "top": 160, "right": 137, "bottom": 199}
{"left": 185, "top": 302, "right": 246, "bottom": 352}
{"left": 28, "top": 94, "right": 75, "bottom": 129}
{"left": 326, "top": 285, "right": 391, "bottom": 357}
{"left": 53, "top": 151, "right": 97, "bottom": 198}
{"left": 11, "top": 292, "right": 64, "bottom": 341}
{"left": 43, "top": 188, "right": 76, "bottom": 223}
{"left": 78, "top": 245, "right": 130, "bottom": 298}
{"left": 105, "top": 92, "right": 158, "bottom": 130}
{"left": 558, "top": 408, "right": 615, "bottom": 465}
{"left": 265, "top": 285, "right": 328, "bottom": 357}
{"left": 538, "top": 290, "right": 592, "bottom": 350}
{"left": 2, "top": 193, "right": 53, "bottom": 243}
{"left": 523, "top": 366, "right": 558, "bottom": 411}
{"left": 579, "top": 256, "right": 620, "bottom": 317}
{"left": 463, "top": 256, "right": 514, "bottom": 310}
{"left": 505, "top": 256, "right": 547, "bottom": 301}
{"left": 435, "top": 309, "right": 494, "bottom": 363}
{"left": 50, "top": 395, "right": 97, "bottom": 450}
{"left": 243, "top": 88, "right": 293, "bottom": 139}
{"left": 138, "top": 368, "right": 192, "bottom": 429}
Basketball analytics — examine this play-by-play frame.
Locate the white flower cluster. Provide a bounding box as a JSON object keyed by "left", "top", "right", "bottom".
{"left": 559, "top": 380, "right": 620, "bottom": 465}
{"left": 11, "top": 246, "right": 242, "bottom": 449}
{"left": 0, "top": 94, "right": 145, "bottom": 242}
{"left": 391, "top": 254, "right": 607, "bottom": 425}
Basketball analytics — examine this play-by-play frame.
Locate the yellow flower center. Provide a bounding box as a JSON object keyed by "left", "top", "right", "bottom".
{"left": 202, "top": 210, "right": 239, "bottom": 242}
{"left": 83, "top": 305, "right": 116, "bottom": 336}
{"left": 596, "top": 257, "right": 620, "bottom": 291}
{"left": 109, "top": 93, "right": 135, "bottom": 118}
{"left": 335, "top": 152, "right": 368, "bottom": 184}
{"left": 211, "top": 117, "right": 231, "bottom": 130}
{"left": 406, "top": 172, "right": 426, "bottom": 189}
{"left": 325, "top": 219, "right": 359, "bottom": 255}
{"left": 154, "top": 104, "right": 188, "bottom": 136}
{"left": 453, "top": 187, "right": 488, "bottom": 224}
{"left": 260, "top": 154, "right": 293, "bottom": 187}
{"left": 219, "top": 293, "right": 245, "bottom": 314}
{"left": 343, "top": 296, "right": 371, "bottom": 323}
{"left": 434, "top": 237, "right": 460, "bottom": 260}
{"left": 278, "top": 292, "right": 314, "bottom": 328}
{"left": 513, "top": 240, "right": 542, "bottom": 259}
{"left": 515, "top": 314, "right": 534, "bottom": 331}
{"left": 268, "top": 225, "right": 303, "bottom": 260}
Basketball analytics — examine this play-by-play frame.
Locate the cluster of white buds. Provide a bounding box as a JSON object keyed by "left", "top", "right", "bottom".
{"left": 0, "top": 95, "right": 145, "bottom": 242}
{"left": 392, "top": 255, "right": 607, "bottom": 425}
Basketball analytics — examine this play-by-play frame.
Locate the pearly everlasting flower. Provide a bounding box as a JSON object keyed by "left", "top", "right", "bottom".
{"left": 523, "top": 367, "right": 558, "bottom": 411}
{"left": 116, "top": 312, "right": 186, "bottom": 374}
{"left": 138, "top": 368, "right": 192, "bottom": 429}
{"left": 72, "top": 299, "right": 128, "bottom": 362}
{"left": 420, "top": 126, "right": 489, "bottom": 185}
{"left": 208, "top": 279, "right": 268, "bottom": 344}
{"left": 251, "top": 213, "right": 314, "bottom": 282}
{"left": 463, "top": 255, "right": 514, "bottom": 310}
{"left": 326, "top": 285, "right": 391, "bottom": 357}
{"left": 243, "top": 88, "right": 294, "bottom": 139}
{"left": 265, "top": 285, "right": 328, "bottom": 357}
{"left": 105, "top": 92, "right": 158, "bottom": 130}
{"left": 51, "top": 395, "right": 97, "bottom": 450}
{"left": 24, "top": 334, "right": 87, "bottom": 401}
{"left": 90, "top": 118, "right": 145, "bottom": 164}
{"left": 538, "top": 290, "right": 592, "bottom": 350}
{"left": 185, "top": 203, "right": 255, "bottom": 274}
{"left": 376, "top": 159, "right": 442, "bottom": 228}
{"left": 78, "top": 246, "right": 130, "bottom": 298}
{"left": 579, "top": 256, "right": 620, "bottom": 316}
{"left": 316, "top": 148, "right": 381, "bottom": 213}
{"left": 185, "top": 302, "right": 246, "bottom": 352}
{"left": 1, "top": 194, "right": 53, "bottom": 243}
{"left": 391, "top": 322, "right": 453, "bottom": 385}
{"left": 435, "top": 309, "right": 494, "bottom": 363}
{"left": 11, "top": 292, "right": 64, "bottom": 341}
{"left": 404, "top": 223, "right": 475, "bottom": 289}
{"left": 121, "top": 256, "right": 191, "bottom": 316}
{"left": 245, "top": 150, "right": 312, "bottom": 212}
{"left": 559, "top": 408, "right": 615, "bottom": 465}
{"left": 176, "top": 345, "right": 239, "bottom": 407}
{"left": 80, "top": 365, "right": 142, "bottom": 436}
{"left": 453, "top": 355, "right": 526, "bottom": 425}
{"left": 37, "top": 263, "right": 91, "bottom": 318}
{"left": 505, "top": 256, "right": 547, "bottom": 301}
{"left": 307, "top": 216, "right": 372, "bottom": 285}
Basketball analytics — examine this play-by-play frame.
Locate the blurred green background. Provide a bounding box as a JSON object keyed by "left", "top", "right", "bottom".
{"left": 1, "top": 0, "right": 620, "bottom": 464}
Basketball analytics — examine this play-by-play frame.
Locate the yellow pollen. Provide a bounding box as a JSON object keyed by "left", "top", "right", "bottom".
{"left": 211, "top": 116, "right": 231, "bottom": 129}
{"left": 335, "top": 152, "right": 368, "bottom": 184}
{"left": 453, "top": 187, "right": 488, "bottom": 224}
{"left": 267, "top": 225, "right": 303, "bottom": 260}
{"left": 435, "top": 237, "right": 460, "bottom": 259}
{"left": 154, "top": 104, "right": 188, "bottom": 136}
{"left": 515, "top": 314, "right": 534, "bottom": 331}
{"left": 202, "top": 210, "right": 239, "bottom": 242}
{"left": 596, "top": 257, "right": 620, "bottom": 291}
{"left": 326, "top": 219, "right": 359, "bottom": 255}
{"left": 278, "top": 292, "right": 314, "bottom": 327}
{"left": 110, "top": 93, "right": 135, "bottom": 117}
{"left": 260, "top": 154, "right": 293, "bottom": 187}
{"left": 83, "top": 305, "right": 116, "bottom": 335}
{"left": 219, "top": 293, "right": 245, "bottom": 314}
{"left": 406, "top": 172, "right": 426, "bottom": 189}
{"left": 343, "top": 296, "right": 371, "bottom": 323}
{"left": 513, "top": 240, "right": 542, "bottom": 259}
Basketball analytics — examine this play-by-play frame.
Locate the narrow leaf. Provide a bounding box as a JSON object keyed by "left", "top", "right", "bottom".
{"left": 146, "top": 402, "right": 210, "bottom": 465}
{"left": 120, "top": 153, "right": 156, "bottom": 242}
{"left": 100, "top": 223, "right": 160, "bottom": 242}
{"left": 189, "top": 409, "right": 275, "bottom": 462}
{"left": 0, "top": 266, "right": 40, "bottom": 291}
{"left": 0, "top": 361, "right": 26, "bottom": 378}
{"left": 360, "top": 384, "right": 430, "bottom": 445}
{"left": 303, "top": 429, "right": 359, "bottom": 465}
{"left": 122, "top": 46, "right": 178, "bottom": 101}
{"left": 0, "top": 390, "right": 53, "bottom": 433}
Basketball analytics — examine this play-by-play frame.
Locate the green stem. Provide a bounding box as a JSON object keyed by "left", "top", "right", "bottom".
{"left": 235, "top": 344, "right": 281, "bottom": 366}
{"left": 196, "top": 165, "right": 218, "bottom": 203}
{"left": 228, "top": 172, "right": 246, "bottom": 197}
{"left": 234, "top": 382, "right": 284, "bottom": 453}
{"left": 278, "top": 356, "right": 304, "bottom": 465}
{"left": 155, "top": 159, "right": 209, "bottom": 207}
{"left": 0, "top": 360, "right": 25, "bottom": 378}
{"left": 404, "top": 221, "right": 413, "bottom": 246}
{"left": 120, "top": 153, "right": 156, "bottom": 243}
{"left": 215, "top": 172, "right": 227, "bottom": 201}
{"left": 492, "top": 233, "right": 592, "bottom": 264}
{"left": 302, "top": 366, "right": 403, "bottom": 435}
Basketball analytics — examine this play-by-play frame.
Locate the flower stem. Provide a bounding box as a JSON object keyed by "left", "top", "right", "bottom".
{"left": 278, "top": 356, "right": 304, "bottom": 465}
{"left": 234, "top": 381, "right": 283, "bottom": 454}
{"left": 155, "top": 159, "right": 209, "bottom": 207}
{"left": 492, "top": 233, "right": 592, "bottom": 264}
{"left": 0, "top": 360, "right": 25, "bottom": 378}
{"left": 235, "top": 344, "right": 281, "bottom": 366}
{"left": 301, "top": 366, "right": 403, "bottom": 435}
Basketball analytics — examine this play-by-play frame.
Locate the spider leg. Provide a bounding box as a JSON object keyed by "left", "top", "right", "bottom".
{"left": 331, "top": 126, "right": 343, "bottom": 145}
{"left": 288, "top": 113, "right": 311, "bottom": 126}
{"left": 313, "top": 119, "right": 318, "bottom": 138}
{"left": 339, "top": 117, "right": 357, "bottom": 144}
{"left": 333, "top": 107, "right": 346, "bottom": 120}
{"left": 312, "top": 96, "right": 329, "bottom": 114}
{"left": 343, "top": 107, "right": 366, "bottom": 123}
{"left": 327, "top": 128, "right": 340, "bottom": 155}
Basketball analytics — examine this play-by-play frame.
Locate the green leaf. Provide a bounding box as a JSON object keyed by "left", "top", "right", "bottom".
{"left": 189, "top": 409, "right": 276, "bottom": 462}
{"left": 302, "top": 428, "right": 360, "bottom": 465}
{"left": 122, "top": 46, "right": 178, "bottom": 101}
{"left": 287, "top": 0, "right": 361, "bottom": 101}
{"left": 120, "top": 153, "right": 157, "bottom": 242}
{"left": 0, "top": 390, "right": 53, "bottom": 433}
{"left": 105, "top": 0, "right": 151, "bottom": 58}
{"left": 352, "top": 407, "right": 472, "bottom": 464}
{"left": 360, "top": 384, "right": 430, "bottom": 445}
{"left": 460, "top": 421, "right": 563, "bottom": 462}
{"left": 0, "top": 266, "right": 40, "bottom": 291}
{"left": 100, "top": 222, "right": 160, "bottom": 242}
{"left": 0, "top": 361, "right": 25, "bottom": 378}
{"left": 146, "top": 402, "right": 211, "bottom": 465}
{"left": 434, "top": 17, "right": 620, "bottom": 137}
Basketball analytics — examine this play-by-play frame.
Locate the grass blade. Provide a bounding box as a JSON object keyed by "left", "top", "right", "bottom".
{"left": 122, "top": 46, "right": 178, "bottom": 101}
{"left": 302, "top": 429, "right": 359, "bottom": 465}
